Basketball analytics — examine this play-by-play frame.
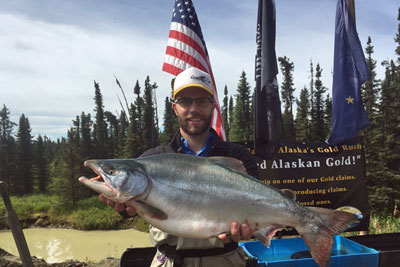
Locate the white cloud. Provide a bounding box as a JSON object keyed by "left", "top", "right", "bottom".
{"left": 0, "top": 12, "right": 172, "bottom": 140}
{"left": 0, "top": 0, "right": 398, "bottom": 140}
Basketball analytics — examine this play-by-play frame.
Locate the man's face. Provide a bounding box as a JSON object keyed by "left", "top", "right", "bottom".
{"left": 172, "top": 87, "right": 214, "bottom": 136}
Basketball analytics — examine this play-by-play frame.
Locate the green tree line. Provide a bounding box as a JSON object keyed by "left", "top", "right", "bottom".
{"left": 1, "top": 10, "right": 399, "bottom": 214}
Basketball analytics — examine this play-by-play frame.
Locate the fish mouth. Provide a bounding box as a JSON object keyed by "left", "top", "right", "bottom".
{"left": 84, "top": 160, "right": 104, "bottom": 182}
{"left": 80, "top": 159, "right": 141, "bottom": 203}
{"left": 80, "top": 160, "right": 116, "bottom": 197}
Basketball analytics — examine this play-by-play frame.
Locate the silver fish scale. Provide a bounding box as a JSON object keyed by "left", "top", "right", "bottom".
{"left": 136, "top": 154, "right": 302, "bottom": 226}
{"left": 81, "top": 153, "right": 358, "bottom": 267}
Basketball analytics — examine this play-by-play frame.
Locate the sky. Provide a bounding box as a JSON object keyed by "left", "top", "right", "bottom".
{"left": 1, "top": 0, "right": 398, "bottom": 140}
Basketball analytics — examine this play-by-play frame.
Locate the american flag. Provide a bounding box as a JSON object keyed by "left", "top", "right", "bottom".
{"left": 162, "top": 0, "right": 226, "bottom": 141}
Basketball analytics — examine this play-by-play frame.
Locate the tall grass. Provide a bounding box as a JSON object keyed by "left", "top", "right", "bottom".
{"left": 0, "top": 194, "right": 147, "bottom": 231}
{"left": 370, "top": 214, "right": 400, "bottom": 234}
{"left": 4, "top": 194, "right": 56, "bottom": 216}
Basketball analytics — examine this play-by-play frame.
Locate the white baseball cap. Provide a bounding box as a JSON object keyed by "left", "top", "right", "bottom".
{"left": 173, "top": 67, "right": 214, "bottom": 100}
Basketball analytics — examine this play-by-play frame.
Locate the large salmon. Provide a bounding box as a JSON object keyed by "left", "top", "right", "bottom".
{"left": 78, "top": 153, "right": 357, "bottom": 267}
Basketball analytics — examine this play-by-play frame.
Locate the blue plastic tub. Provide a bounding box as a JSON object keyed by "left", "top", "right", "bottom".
{"left": 239, "top": 235, "right": 379, "bottom": 267}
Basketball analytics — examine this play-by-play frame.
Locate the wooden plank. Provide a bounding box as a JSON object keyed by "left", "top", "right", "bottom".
{"left": 0, "top": 181, "right": 34, "bottom": 267}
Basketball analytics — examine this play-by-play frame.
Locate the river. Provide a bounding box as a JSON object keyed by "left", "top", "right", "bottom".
{"left": 0, "top": 228, "right": 153, "bottom": 263}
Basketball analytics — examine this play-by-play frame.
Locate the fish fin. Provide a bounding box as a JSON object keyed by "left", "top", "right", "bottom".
{"left": 254, "top": 225, "right": 282, "bottom": 248}
{"left": 209, "top": 157, "right": 247, "bottom": 174}
{"left": 281, "top": 188, "right": 296, "bottom": 201}
{"left": 308, "top": 207, "right": 358, "bottom": 233}
{"left": 299, "top": 207, "right": 358, "bottom": 267}
{"left": 133, "top": 200, "right": 168, "bottom": 221}
{"left": 300, "top": 230, "right": 332, "bottom": 267}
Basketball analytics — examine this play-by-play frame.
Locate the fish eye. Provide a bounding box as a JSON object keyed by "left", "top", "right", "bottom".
{"left": 107, "top": 168, "right": 118, "bottom": 176}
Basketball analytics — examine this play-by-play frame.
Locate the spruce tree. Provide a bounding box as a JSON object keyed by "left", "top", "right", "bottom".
{"left": 367, "top": 11, "right": 400, "bottom": 211}
{"left": 396, "top": 7, "right": 400, "bottom": 63}
{"left": 0, "top": 105, "right": 17, "bottom": 192}
{"left": 153, "top": 82, "right": 160, "bottom": 146}
{"left": 294, "top": 87, "right": 311, "bottom": 142}
{"left": 80, "top": 112, "right": 93, "bottom": 160}
{"left": 52, "top": 120, "right": 87, "bottom": 206}
{"left": 33, "top": 135, "right": 48, "bottom": 193}
{"left": 278, "top": 56, "right": 296, "bottom": 140}
{"left": 368, "top": 60, "right": 400, "bottom": 211}
{"left": 309, "top": 60, "right": 315, "bottom": 123}
{"left": 324, "top": 94, "right": 332, "bottom": 135}
{"left": 230, "top": 71, "right": 252, "bottom": 142}
{"left": 15, "top": 114, "right": 33, "bottom": 195}
{"left": 93, "top": 81, "right": 109, "bottom": 158}
{"left": 221, "top": 85, "right": 229, "bottom": 138}
{"left": 161, "top": 79, "right": 178, "bottom": 145}
{"left": 133, "top": 80, "right": 144, "bottom": 142}
{"left": 142, "top": 76, "right": 159, "bottom": 150}
{"left": 310, "top": 63, "right": 327, "bottom": 141}
{"left": 228, "top": 96, "right": 234, "bottom": 140}
{"left": 362, "top": 37, "right": 380, "bottom": 119}
{"left": 124, "top": 103, "right": 141, "bottom": 157}
{"left": 117, "top": 110, "right": 128, "bottom": 157}
{"left": 370, "top": 11, "right": 400, "bottom": 211}
{"left": 161, "top": 99, "right": 177, "bottom": 145}
{"left": 390, "top": 9, "right": 400, "bottom": 170}
{"left": 360, "top": 37, "right": 381, "bottom": 206}
{"left": 105, "top": 111, "right": 119, "bottom": 158}
{"left": 380, "top": 61, "right": 400, "bottom": 174}
{"left": 0, "top": 105, "right": 16, "bottom": 140}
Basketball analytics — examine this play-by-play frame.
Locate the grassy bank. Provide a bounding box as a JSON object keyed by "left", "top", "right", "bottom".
{"left": 1, "top": 194, "right": 400, "bottom": 234}
{"left": 0, "top": 194, "right": 149, "bottom": 232}
{"left": 369, "top": 214, "right": 400, "bottom": 234}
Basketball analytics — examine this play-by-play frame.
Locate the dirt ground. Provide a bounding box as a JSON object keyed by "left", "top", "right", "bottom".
{"left": 0, "top": 248, "right": 120, "bottom": 267}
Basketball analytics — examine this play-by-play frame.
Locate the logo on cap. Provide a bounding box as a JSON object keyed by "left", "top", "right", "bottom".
{"left": 190, "top": 75, "right": 211, "bottom": 85}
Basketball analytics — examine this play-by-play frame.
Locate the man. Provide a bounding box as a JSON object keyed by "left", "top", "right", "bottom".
{"left": 100, "top": 67, "right": 259, "bottom": 267}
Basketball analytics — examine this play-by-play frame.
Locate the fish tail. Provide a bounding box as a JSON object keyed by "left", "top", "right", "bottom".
{"left": 298, "top": 207, "right": 357, "bottom": 267}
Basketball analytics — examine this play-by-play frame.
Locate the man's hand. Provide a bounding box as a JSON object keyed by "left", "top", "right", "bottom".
{"left": 98, "top": 194, "right": 137, "bottom": 217}
{"left": 218, "top": 221, "right": 253, "bottom": 242}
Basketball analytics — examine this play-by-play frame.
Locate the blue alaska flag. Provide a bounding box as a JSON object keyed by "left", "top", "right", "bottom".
{"left": 327, "top": 0, "right": 370, "bottom": 145}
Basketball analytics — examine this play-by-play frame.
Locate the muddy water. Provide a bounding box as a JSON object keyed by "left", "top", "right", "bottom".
{"left": 0, "top": 228, "right": 153, "bottom": 263}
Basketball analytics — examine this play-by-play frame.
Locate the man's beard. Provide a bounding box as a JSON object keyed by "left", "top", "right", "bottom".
{"left": 178, "top": 111, "right": 212, "bottom": 136}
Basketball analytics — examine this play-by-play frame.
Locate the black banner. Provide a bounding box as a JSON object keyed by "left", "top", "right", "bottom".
{"left": 242, "top": 136, "right": 370, "bottom": 231}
